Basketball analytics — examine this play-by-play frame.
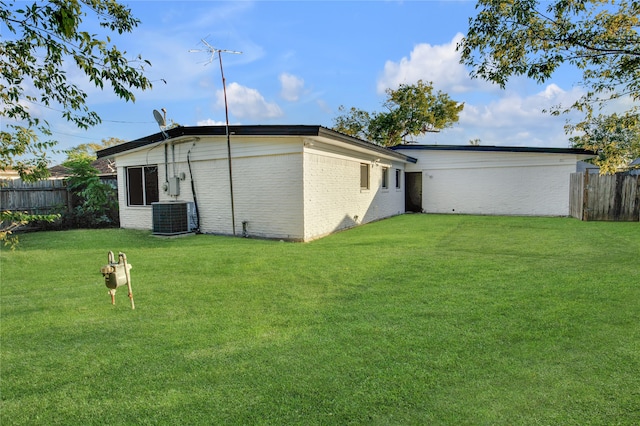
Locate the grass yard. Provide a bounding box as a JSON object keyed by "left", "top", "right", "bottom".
{"left": 1, "top": 214, "right": 639, "bottom": 425}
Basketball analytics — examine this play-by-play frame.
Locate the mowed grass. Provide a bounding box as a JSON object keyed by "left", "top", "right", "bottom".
{"left": 1, "top": 214, "right": 639, "bottom": 425}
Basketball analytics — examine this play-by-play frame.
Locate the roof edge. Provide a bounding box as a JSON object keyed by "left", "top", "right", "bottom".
{"left": 392, "top": 144, "right": 595, "bottom": 156}
{"left": 97, "top": 125, "right": 417, "bottom": 163}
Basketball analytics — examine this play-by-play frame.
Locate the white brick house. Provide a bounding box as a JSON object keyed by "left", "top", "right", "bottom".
{"left": 97, "top": 125, "right": 593, "bottom": 241}
{"left": 98, "top": 125, "right": 415, "bottom": 242}
{"left": 392, "top": 145, "right": 594, "bottom": 217}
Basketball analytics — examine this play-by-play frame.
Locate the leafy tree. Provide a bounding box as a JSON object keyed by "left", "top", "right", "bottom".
{"left": 458, "top": 0, "right": 640, "bottom": 171}
{"left": 1, "top": 1, "right": 151, "bottom": 245}
{"left": 1, "top": 1, "right": 151, "bottom": 178}
{"left": 0, "top": 211, "right": 58, "bottom": 249}
{"left": 458, "top": 0, "right": 639, "bottom": 117}
{"left": 333, "top": 107, "right": 372, "bottom": 141}
{"left": 333, "top": 80, "right": 464, "bottom": 147}
{"left": 63, "top": 156, "right": 118, "bottom": 228}
{"left": 65, "top": 137, "right": 125, "bottom": 161}
{"left": 570, "top": 113, "right": 640, "bottom": 174}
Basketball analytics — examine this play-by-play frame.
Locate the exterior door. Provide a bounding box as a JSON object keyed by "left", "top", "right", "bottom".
{"left": 405, "top": 172, "right": 422, "bottom": 212}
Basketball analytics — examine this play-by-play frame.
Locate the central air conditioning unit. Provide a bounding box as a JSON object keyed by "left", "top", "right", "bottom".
{"left": 152, "top": 201, "right": 198, "bottom": 236}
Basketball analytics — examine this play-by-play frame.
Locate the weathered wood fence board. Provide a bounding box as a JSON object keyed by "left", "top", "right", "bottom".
{"left": 0, "top": 179, "right": 72, "bottom": 214}
{"left": 570, "top": 172, "right": 640, "bottom": 221}
{"left": 569, "top": 173, "right": 584, "bottom": 220}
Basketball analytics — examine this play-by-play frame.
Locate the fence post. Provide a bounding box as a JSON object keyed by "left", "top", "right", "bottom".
{"left": 66, "top": 182, "right": 73, "bottom": 213}
{"left": 635, "top": 175, "right": 640, "bottom": 222}
{"left": 582, "top": 172, "right": 589, "bottom": 221}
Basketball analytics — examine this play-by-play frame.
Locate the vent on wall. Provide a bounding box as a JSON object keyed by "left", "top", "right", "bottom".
{"left": 152, "top": 202, "right": 198, "bottom": 235}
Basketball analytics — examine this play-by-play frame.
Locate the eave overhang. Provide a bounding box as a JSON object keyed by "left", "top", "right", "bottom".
{"left": 392, "top": 144, "right": 595, "bottom": 158}
{"left": 97, "top": 125, "right": 417, "bottom": 164}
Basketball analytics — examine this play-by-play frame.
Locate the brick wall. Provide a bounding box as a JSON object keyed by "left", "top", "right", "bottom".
{"left": 303, "top": 151, "right": 404, "bottom": 241}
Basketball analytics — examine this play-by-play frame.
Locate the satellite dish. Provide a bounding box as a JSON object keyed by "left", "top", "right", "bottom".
{"left": 153, "top": 109, "right": 166, "bottom": 127}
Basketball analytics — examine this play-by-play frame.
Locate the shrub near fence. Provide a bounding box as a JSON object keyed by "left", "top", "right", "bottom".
{"left": 0, "top": 178, "right": 72, "bottom": 215}
{"left": 570, "top": 172, "right": 640, "bottom": 221}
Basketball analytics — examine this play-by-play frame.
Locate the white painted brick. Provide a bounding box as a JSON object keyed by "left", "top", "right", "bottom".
{"left": 114, "top": 135, "right": 408, "bottom": 240}
{"left": 399, "top": 150, "right": 582, "bottom": 216}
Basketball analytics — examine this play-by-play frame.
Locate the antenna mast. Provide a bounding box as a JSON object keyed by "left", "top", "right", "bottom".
{"left": 190, "top": 40, "right": 242, "bottom": 236}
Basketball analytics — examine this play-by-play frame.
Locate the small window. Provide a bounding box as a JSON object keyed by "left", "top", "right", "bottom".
{"left": 360, "top": 163, "right": 370, "bottom": 189}
{"left": 382, "top": 167, "right": 389, "bottom": 189}
{"left": 395, "top": 169, "right": 401, "bottom": 189}
{"left": 127, "top": 166, "right": 159, "bottom": 206}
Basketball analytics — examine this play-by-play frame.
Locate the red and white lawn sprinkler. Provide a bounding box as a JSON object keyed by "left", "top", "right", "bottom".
{"left": 100, "top": 251, "right": 134, "bottom": 309}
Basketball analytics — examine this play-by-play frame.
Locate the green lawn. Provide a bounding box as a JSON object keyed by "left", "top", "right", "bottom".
{"left": 1, "top": 214, "right": 639, "bottom": 425}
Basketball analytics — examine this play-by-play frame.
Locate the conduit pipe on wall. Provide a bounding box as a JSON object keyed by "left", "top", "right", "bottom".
{"left": 186, "top": 140, "right": 201, "bottom": 233}
{"left": 172, "top": 143, "right": 176, "bottom": 178}
{"left": 151, "top": 135, "right": 202, "bottom": 230}
{"left": 164, "top": 143, "right": 169, "bottom": 187}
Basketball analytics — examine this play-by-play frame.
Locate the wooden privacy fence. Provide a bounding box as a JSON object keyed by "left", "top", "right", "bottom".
{"left": 570, "top": 172, "right": 640, "bottom": 221}
{"left": 0, "top": 178, "right": 72, "bottom": 215}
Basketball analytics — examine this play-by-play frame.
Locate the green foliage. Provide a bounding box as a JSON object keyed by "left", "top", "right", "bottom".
{"left": 459, "top": 0, "right": 640, "bottom": 176}
{"left": 0, "top": 1, "right": 148, "bottom": 242}
{"left": 0, "top": 0, "right": 152, "bottom": 181}
{"left": 459, "top": 0, "right": 640, "bottom": 117}
{"left": 333, "top": 106, "right": 372, "bottom": 140}
{"left": 64, "top": 137, "right": 125, "bottom": 162}
{"left": 570, "top": 112, "right": 640, "bottom": 174}
{"left": 333, "top": 80, "right": 463, "bottom": 146}
{"left": 0, "top": 210, "right": 58, "bottom": 249}
{"left": 1, "top": 216, "right": 639, "bottom": 423}
{"left": 62, "top": 157, "right": 118, "bottom": 228}
{"left": 0, "top": 125, "right": 54, "bottom": 182}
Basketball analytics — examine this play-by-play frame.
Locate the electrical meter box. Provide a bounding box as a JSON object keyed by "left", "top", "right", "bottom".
{"left": 100, "top": 251, "right": 135, "bottom": 309}
{"left": 168, "top": 176, "right": 180, "bottom": 196}
{"left": 101, "top": 262, "right": 132, "bottom": 289}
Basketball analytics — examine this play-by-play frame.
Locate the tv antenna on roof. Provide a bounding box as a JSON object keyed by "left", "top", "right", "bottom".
{"left": 188, "top": 40, "right": 242, "bottom": 130}
{"left": 189, "top": 39, "right": 242, "bottom": 236}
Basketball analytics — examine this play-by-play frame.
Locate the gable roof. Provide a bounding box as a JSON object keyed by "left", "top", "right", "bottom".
{"left": 49, "top": 158, "right": 117, "bottom": 178}
{"left": 392, "top": 144, "right": 595, "bottom": 157}
{"left": 97, "top": 125, "right": 417, "bottom": 163}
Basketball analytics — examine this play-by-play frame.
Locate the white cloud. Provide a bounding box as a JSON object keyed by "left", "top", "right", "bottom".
{"left": 279, "top": 73, "right": 305, "bottom": 102}
{"left": 377, "top": 33, "right": 494, "bottom": 94}
{"left": 316, "top": 99, "right": 332, "bottom": 114}
{"left": 460, "top": 84, "right": 583, "bottom": 128}
{"left": 196, "top": 118, "right": 227, "bottom": 126}
{"left": 378, "top": 34, "right": 589, "bottom": 148}
{"left": 217, "top": 82, "right": 283, "bottom": 120}
{"left": 449, "top": 84, "right": 585, "bottom": 147}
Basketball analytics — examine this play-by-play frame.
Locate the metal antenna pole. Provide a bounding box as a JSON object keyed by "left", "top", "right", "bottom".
{"left": 190, "top": 40, "right": 242, "bottom": 236}
{"left": 218, "top": 51, "right": 236, "bottom": 236}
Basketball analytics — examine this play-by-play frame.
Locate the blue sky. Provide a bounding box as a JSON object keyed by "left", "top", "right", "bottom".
{"left": 29, "top": 1, "right": 599, "bottom": 162}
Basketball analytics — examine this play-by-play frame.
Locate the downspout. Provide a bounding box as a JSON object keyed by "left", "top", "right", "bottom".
{"left": 187, "top": 141, "right": 201, "bottom": 233}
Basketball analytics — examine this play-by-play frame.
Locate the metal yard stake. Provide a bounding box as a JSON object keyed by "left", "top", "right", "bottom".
{"left": 100, "top": 251, "right": 135, "bottom": 309}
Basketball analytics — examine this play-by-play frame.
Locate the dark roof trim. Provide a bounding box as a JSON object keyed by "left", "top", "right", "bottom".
{"left": 97, "top": 125, "right": 417, "bottom": 163}
{"left": 391, "top": 144, "right": 595, "bottom": 156}
{"left": 317, "top": 127, "right": 417, "bottom": 163}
